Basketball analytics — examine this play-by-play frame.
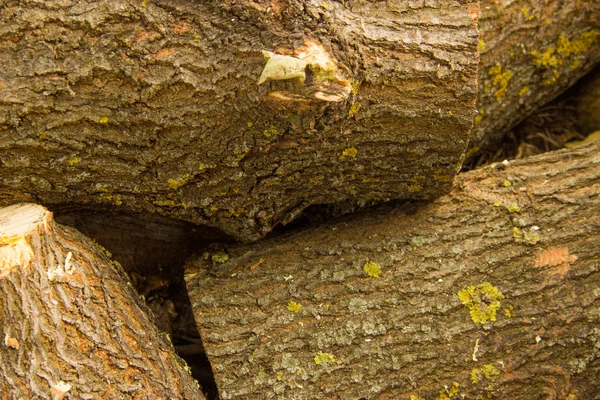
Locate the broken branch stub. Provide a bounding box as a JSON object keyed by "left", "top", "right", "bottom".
{"left": 0, "top": 1, "right": 479, "bottom": 241}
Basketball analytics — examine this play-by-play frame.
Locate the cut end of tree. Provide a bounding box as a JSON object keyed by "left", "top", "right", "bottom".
{"left": 0, "top": 203, "right": 206, "bottom": 399}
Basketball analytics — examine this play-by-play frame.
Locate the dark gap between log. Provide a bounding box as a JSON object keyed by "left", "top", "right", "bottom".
{"left": 463, "top": 70, "right": 591, "bottom": 171}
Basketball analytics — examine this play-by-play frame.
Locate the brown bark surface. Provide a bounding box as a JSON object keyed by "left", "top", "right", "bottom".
{"left": 472, "top": 0, "right": 600, "bottom": 150}
{"left": 0, "top": 203, "right": 205, "bottom": 399}
{"left": 0, "top": 0, "right": 479, "bottom": 242}
{"left": 186, "top": 141, "right": 600, "bottom": 399}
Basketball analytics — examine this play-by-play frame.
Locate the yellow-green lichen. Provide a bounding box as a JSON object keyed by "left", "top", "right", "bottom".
{"left": 502, "top": 180, "right": 512, "bottom": 187}
{"left": 263, "top": 125, "right": 279, "bottom": 138}
{"left": 287, "top": 301, "right": 302, "bottom": 313}
{"left": 557, "top": 30, "right": 599, "bottom": 57}
{"left": 351, "top": 80, "right": 361, "bottom": 95}
{"left": 212, "top": 253, "right": 229, "bottom": 263}
{"left": 363, "top": 261, "right": 382, "bottom": 278}
{"left": 97, "top": 193, "right": 122, "bottom": 206}
{"left": 168, "top": 174, "right": 190, "bottom": 190}
{"left": 470, "top": 363, "right": 500, "bottom": 386}
{"left": 36, "top": 131, "right": 48, "bottom": 140}
{"left": 67, "top": 156, "right": 79, "bottom": 165}
{"left": 531, "top": 30, "right": 599, "bottom": 85}
{"left": 198, "top": 163, "right": 209, "bottom": 171}
{"left": 229, "top": 207, "right": 244, "bottom": 217}
{"left": 234, "top": 148, "right": 249, "bottom": 161}
{"left": 570, "top": 59, "right": 582, "bottom": 70}
{"left": 98, "top": 116, "right": 109, "bottom": 124}
{"left": 531, "top": 47, "right": 559, "bottom": 69}
{"left": 348, "top": 103, "right": 361, "bottom": 117}
{"left": 504, "top": 305, "right": 514, "bottom": 318}
{"left": 506, "top": 203, "right": 521, "bottom": 213}
{"left": 339, "top": 147, "right": 358, "bottom": 160}
{"left": 487, "top": 64, "right": 513, "bottom": 101}
{"left": 542, "top": 69, "right": 560, "bottom": 86}
{"left": 436, "top": 382, "right": 460, "bottom": 400}
{"left": 478, "top": 39, "right": 486, "bottom": 52}
{"left": 457, "top": 282, "right": 504, "bottom": 324}
{"left": 314, "top": 351, "right": 335, "bottom": 365}
{"left": 513, "top": 227, "right": 540, "bottom": 244}
{"left": 410, "top": 396, "right": 426, "bottom": 400}
{"left": 408, "top": 184, "right": 422, "bottom": 193}
{"left": 519, "top": 86, "right": 530, "bottom": 96}
{"left": 520, "top": 7, "right": 535, "bottom": 20}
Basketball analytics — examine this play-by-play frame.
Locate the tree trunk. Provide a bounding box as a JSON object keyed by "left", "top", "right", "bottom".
{"left": 0, "top": 203, "right": 205, "bottom": 399}
{"left": 472, "top": 0, "right": 600, "bottom": 150}
{"left": 0, "top": 0, "right": 479, "bottom": 242}
{"left": 186, "top": 141, "right": 600, "bottom": 400}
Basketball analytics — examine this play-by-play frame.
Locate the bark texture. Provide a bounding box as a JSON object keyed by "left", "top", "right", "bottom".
{"left": 0, "top": 0, "right": 479, "bottom": 242}
{"left": 472, "top": 0, "right": 600, "bottom": 150}
{"left": 186, "top": 142, "right": 600, "bottom": 400}
{"left": 0, "top": 203, "right": 205, "bottom": 399}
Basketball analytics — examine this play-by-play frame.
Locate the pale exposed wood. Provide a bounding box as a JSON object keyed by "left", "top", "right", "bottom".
{"left": 0, "top": 204, "right": 205, "bottom": 399}
{"left": 186, "top": 142, "right": 600, "bottom": 399}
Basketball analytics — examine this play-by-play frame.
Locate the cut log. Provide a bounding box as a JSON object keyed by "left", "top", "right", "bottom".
{"left": 473, "top": 0, "right": 600, "bottom": 150}
{"left": 0, "top": 204, "right": 205, "bottom": 399}
{"left": 186, "top": 141, "right": 600, "bottom": 399}
{"left": 0, "top": 0, "right": 479, "bottom": 241}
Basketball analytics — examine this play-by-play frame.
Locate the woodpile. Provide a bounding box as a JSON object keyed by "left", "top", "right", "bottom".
{"left": 1, "top": 1, "right": 599, "bottom": 399}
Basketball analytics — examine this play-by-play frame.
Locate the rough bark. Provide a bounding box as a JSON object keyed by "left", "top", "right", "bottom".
{"left": 0, "top": 0, "right": 479, "bottom": 242}
{"left": 186, "top": 141, "right": 600, "bottom": 400}
{"left": 472, "top": 0, "right": 600, "bottom": 150}
{"left": 0, "top": 203, "right": 205, "bottom": 399}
